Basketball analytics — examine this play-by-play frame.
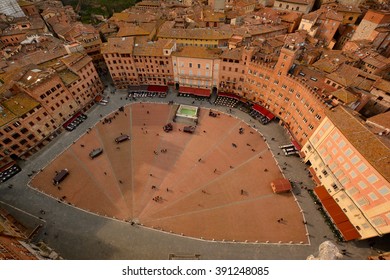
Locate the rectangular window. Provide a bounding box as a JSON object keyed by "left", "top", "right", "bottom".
{"left": 368, "top": 192, "right": 378, "bottom": 201}
{"left": 367, "top": 175, "right": 378, "bottom": 184}
{"left": 11, "top": 144, "right": 20, "bottom": 150}
{"left": 357, "top": 197, "right": 368, "bottom": 206}
{"left": 11, "top": 133, "right": 20, "bottom": 139}
{"left": 343, "top": 163, "right": 350, "bottom": 170}
{"left": 347, "top": 204, "right": 356, "bottom": 211}
{"left": 348, "top": 187, "right": 359, "bottom": 195}
{"left": 338, "top": 140, "right": 346, "bottom": 148}
{"left": 378, "top": 186, "right": 390, "bottom": 196}
{"left": 345, "top": 148, "right": 353, "bottom": 157}
{"left": 349, "top": 171, "right": 357, "bottom": 179}
{"left": 340, "top": 177, "right": 350, "bottom": 185}
{"left": 371, "top": 217, "right": 384, "bottom": 226}
{"left": 351, "top": 156, "right": 360, "bottom": 164}
{"left": 362, "top": 223, "right": 370, "bottom": 229}
{"left": 358, "top": 181, "right": 367, "bottom": 189}
{"left": 335, "top": 170, "right": 344, "bottom": 178}
{"left": 357, "top": 164, "right": 367, "bottom": 173}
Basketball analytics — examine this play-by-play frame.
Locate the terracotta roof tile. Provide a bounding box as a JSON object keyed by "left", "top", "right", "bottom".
{"left": 173, "top": 46, "right": 222, "bottom": 59}
{"left": 101, "top": 37, "right": 135, "bottom": 54}
{"left": 326, "top": 106, "right": 390, "bottom": 182}
{"left": 158, "top": 22, "right": 232, "bottom": 40}
{"left": 367, "top": 111, "right": 390, "bottom": 131}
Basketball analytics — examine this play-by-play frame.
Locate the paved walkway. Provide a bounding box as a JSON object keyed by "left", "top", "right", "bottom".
{"left": 0, "top": 83, "right": 382, "bottom": 259}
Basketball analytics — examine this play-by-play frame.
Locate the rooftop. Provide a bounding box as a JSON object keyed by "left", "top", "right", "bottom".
{"left": 235, "top": 0, "right": 257, "bottom": 7}
{"left": 101, "top": 37, "right": 135, "bottom": 54}
{"left": 362, "top": 53, "right": 390, "bottom": 69}
{"left": 326, "top": 64, "right": 377, "bottom": 91}
{"left": 326, "top": 106, "right": 390, "bottom": 183}
{"left": 221, "top": 47, "right": 244, "bottom": 60}
{"left": 2, "top": 93, "right": 39, "bottom": 118}
{"left": 18, "top": 68, "right": 53, "bottom": 88}
{"left": 110, "top": 12, "right": 156, "bottom": 23}
{"left": 294, "top": 65, "right": 334, "bottom": 95}
{"left": 17, "top": 0, "right": 34, "bottom": 7}
{"left": 173, "top": 46, "right": 222, "bottom": 59}
{"left": 0, "top": 67, "right": 24, "bottom": 95}
{"left": 58, "top": 70, "right": 79, "bottom": 86}
{"left": 117, "top": 22, "right": 156, "bottom": 37}
{"left": 372, "top": 79, "right": 390, "bottom": 92}
{"left": 302, "top": 7, "right": 343, "bottom": 22}
{"left": 133, "top": 39, "right": 174, "bottom": 57}
{"left": 331, "top": 88, "right": 359, "bottom": 104}
{"left": 0, "top": 105, "right": 17, "bottom": 127}
{"left": 158, "top": 22, "right": 232, "bottom": 40}
{"left": 367, "top": 111, "right": 390, "bottom": 131}
{"left": 60, "top": 53, "right": 92, "bottom": 72}
{"left": 334, "top": 4, "right": 361, "bottom": 14}
{"left": 202, "top": 10, "right": 226, "bottom": 22}
{"left": 275, "top": 0, "right": 314, "bottom": 5}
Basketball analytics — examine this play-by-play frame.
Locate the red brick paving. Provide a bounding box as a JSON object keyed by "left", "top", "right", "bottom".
{"left": 31, "top": 103, "right": 308, "bottom": 243}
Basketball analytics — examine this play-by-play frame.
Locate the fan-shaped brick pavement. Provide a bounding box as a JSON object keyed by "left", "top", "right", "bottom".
{"left": 31, "top": 103, "right": 308, "bottom": 244}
